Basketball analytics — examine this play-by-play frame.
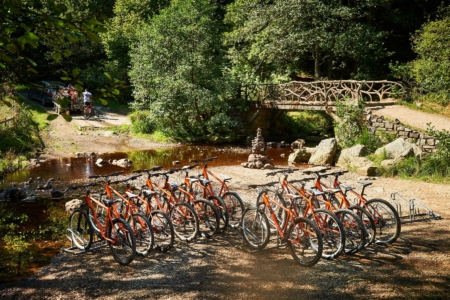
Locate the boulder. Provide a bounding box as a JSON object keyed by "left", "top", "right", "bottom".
{"left": 336, "top": 144, "right": 368, "bottom": 167}
{"left": 263, "top": 164, "right": 274, "bottom": 169}
{"left": 288, "top": 148, "right": 313, "bottom": 165}
{"left": 65, "top": 199, "right": 83, "bottom": 212}
{"left": 291, "top": 139, "right": 305, "bottom": 149}
{"left": 111, "top": 158, "right": 132, "bottom": 167}
{"left": 375, "top": 138, "right": 422, "bottom": 159}
{"left": 308, "top": 138, "right": 338, "bottom": 166}
{"left": 356, "top": 166, "right": 378, "bottom": 176}
{"left": 380, "top": 159, "right": 396, "bottom": 168}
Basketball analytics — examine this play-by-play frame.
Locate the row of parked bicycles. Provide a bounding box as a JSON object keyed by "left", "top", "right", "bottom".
{"left": 66, "top": 157, "right": 401, "bottom": 267}
{"left": 66, "top": 157, "right": 245, "bottom": 265}
{"left": 242, "top": 167, "right": 401, "bottom": 267}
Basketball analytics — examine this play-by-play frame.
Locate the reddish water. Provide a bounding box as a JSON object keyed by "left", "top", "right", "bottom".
{"left": 2, "top": 145, "right": 296, "bottom": 186}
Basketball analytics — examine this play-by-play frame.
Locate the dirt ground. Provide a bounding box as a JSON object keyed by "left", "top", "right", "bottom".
{"left": 1, "top": 105, "right": 450, "bottom": 299}
{"left": 40, "top": 110, "right": 176, "bottom": 159}
{"left": 0, "top": 163, "right": 449, "bottom": 300}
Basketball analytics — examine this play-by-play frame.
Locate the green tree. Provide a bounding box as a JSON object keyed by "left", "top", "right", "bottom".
{"left": 101, "top": 0, "right": 169, "bottom": 94}
{"left": 409, "top": 16, "right": 450, "bottom": 103}
{"left": 129, "top": 0, "right": 240, "bottom": 141}
{"left": 225, "top": 0, "right": 387, "bottom": 82}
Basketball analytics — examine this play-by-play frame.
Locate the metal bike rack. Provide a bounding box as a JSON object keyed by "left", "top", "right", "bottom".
{"left": 390, "top": 192, "right": 441, "bottom": 224}
{"left": 64, "top": 229, "right": 107, "bottom": 255}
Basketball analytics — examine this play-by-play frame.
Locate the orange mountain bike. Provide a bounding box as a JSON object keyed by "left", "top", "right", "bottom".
{"left": 190, "top": 157, "right": 244, "bottom": 229}
{"left": 321, "top": 169, "right": 401, "bottom": 244}
{"left": 308, "top": 169, "right": 376, "bottom": 247}
{"left": 243, "top": 181, "right": 323, "bottom": 267}
{"left": 90, "top": 172, "right": 154, "bottom": 257}
{"left": 258, "top": 169, "right": 346, "bottom": 259}
{"left": 67, "top": 181, "right": 136, "bottom": 265}
{"left": 133, "top": 168, "right": 199, "bottom": 242}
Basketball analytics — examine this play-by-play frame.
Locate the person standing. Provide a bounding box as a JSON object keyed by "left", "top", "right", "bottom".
{"left": 83, "top": 88, "right": 92, "bottom": 107}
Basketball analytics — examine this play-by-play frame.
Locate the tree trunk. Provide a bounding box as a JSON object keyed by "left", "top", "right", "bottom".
{"left": 313, "top": 43, "right": 321, "bottom": 80}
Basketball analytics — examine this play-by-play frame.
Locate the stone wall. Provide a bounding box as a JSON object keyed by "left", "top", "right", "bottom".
{"left": 366, "top": 113, "right": 438, "bottom": 153}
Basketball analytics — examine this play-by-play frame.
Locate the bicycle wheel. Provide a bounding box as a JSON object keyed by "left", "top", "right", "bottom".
{"left": 241, "top": 208, "right": 270, "bottom": 250}
{"left": 150, "top": 210, "right": 175, "bottom": 252}
{"left": 208, "top": 195, "right": 229, "bottom": 233}
{"left": 256, "top": 189, "right": 287, "bottom": 234}
{"left": 128, "top": 212, "right": 154, "bottom": 256}
{"left": 366, "top": 198, "right": 401, "bottom": 244}
{"left": 310, "top": 209, "right": 345, "bottom": 259}
{"left": 107, "top": 218, "right": 136, "bottom": 265}
{"left": 194, "top": 199, "right": 220, "bottom": 238}
{"left": 349, "top": 205, "right": 376, "bottom": 248}
{"left": 169, "top": 202, "right": 199, "bottom": 242}
{"left": 222, "top": 191, "right": 244, "bottom": 229}
{"left": 68, "top": 209, "right": 93, "bottom": 251}
{"left": 334, "top": 209, "right": 365, "bottom": 254}
{"left": 287, "top": 217, "right": 323, "bottom": 267}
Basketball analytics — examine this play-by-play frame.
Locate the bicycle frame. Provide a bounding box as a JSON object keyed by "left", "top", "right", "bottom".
{"left": 258, "top": 189, "right": 292, "bottom": 238}
{"left": 82, "top": 186, "right": 120, "bottom": 244}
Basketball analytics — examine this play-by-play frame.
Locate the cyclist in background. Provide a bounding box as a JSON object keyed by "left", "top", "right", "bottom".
{"left": 83, "top": 88, "right": 92, "bottom": 108}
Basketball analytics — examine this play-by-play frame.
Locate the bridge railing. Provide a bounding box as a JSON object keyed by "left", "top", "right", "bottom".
{"left": 242, "top": 80, "right": 405, "bottom": 104}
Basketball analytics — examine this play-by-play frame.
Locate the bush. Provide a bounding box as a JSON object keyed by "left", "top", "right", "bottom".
{"left": 130, "top": 110, "right": 156, "bottom": 134}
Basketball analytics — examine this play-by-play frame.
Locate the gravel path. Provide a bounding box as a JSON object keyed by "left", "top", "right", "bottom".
{"left": 373, "top": 105, "right": 450, "bottom": 131}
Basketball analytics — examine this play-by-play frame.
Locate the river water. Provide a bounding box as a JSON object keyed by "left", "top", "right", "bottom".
{"left": 2, "top": 145, "right": 295, "bottom": 186}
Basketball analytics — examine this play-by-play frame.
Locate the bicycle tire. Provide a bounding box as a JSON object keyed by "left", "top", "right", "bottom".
{"left": 68, "top": 209, "right": 93, "bottom": 251}
{"left": 366, "top": 198, "right": 401, "bottom": 244}
{"left": 194, "top": 199, "right": 220, "bottom": 238}
{"left": 128, "top": 212, "right": 154, "bottom": 256}
{"left": 241, "top": 208, "right": 270, "bottom": 250}
{"left": 150, "top": 210, "right": 175, "bottom": 252}
{"left": 169, "top": 202, "right": 199, "bottom": 242}
{"left": 107, "top": 218, "right": 136, "bottom": 265}
{"left": 208, "top": 195, "right": 229, "bottom": 233}
{"left": 256, "top": 189, "right": 287, "bottom": 234}
{"left": 334, "top": 209, "right": 365, "bottom": 254}
{"left": 287, "top": 217, "right": 323, "bottom": 267}
{"left": 222, "top": 191, "right": 244, "bottom": 229}
{"left": 310, "top": 208, "right": 345, "bottom": 259}
{"left": 349, "top": 204, "right": 376, "bottom": 248}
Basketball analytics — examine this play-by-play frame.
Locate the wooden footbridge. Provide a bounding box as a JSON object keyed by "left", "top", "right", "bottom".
{"left": 243, "top": 80, "right": 404, "bottom": 110}
{"left": 241, "top": 80, "right": 406, "bottom": 132}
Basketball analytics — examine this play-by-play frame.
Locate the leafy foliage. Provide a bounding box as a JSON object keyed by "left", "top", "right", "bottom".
{"left": 409, "top": 16, "right": 450, "bottom": 105}
{"left": 333, "top": 99, "right": 366, "bottom": 148}
{"left": 129, "top": 0, "right": 241, "bottom": 141}
{"left": 224, "top": 0, "right": 387, "bottom": 82}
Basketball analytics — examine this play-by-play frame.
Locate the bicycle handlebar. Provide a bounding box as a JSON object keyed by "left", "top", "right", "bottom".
{"left": 88, "top": 171, "right": 124, "bottom": 179}
{"left": 302, "top": 167, "right": 331, "bottom": 176}
{"left": 265, "top": 168, "right": 299, "bottom": 177}
{"left": 326, "top": 170, "right": 349, "bottom": 177}
{"left": 133, "top": 166, "right": 163, "bottom": 174}
{"left": 190, "top": 157, "right": 218, "bottom": 164}
{"left": 109, "top": 174, "right": 142, "bottom": 184}
{"left": 248, "top": 181, "right": 279, "bottom": 189}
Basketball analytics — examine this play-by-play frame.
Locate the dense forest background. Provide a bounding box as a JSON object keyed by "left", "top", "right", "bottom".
{"left": 1, "top": 0, "right": 450, "bottom": 143}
